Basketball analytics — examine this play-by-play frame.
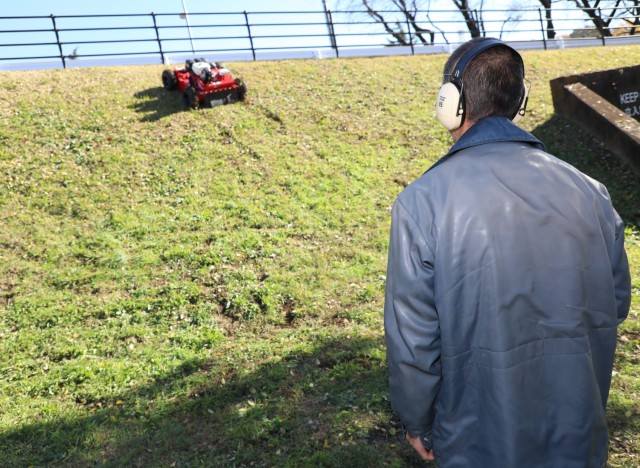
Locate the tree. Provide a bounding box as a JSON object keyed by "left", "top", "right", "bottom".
{"left": 538, "top": 0, "right": 557, "bottom": 38}
{"left": 451, "top": 0, "right": 484, "bottom": 38}
{"left": 359, "top": 0, "right": 435, "bottom": 45}
{"left": 620, "top": 0, "right": 640, "bottom": 34}
{"left": 572, "top": 0, "right": 625, "bottom": 36}
{"left": 341, "top": 0, "right": 487, "bottom": 45}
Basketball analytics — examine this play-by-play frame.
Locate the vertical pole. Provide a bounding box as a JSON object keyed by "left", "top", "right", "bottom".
{"left": 151, "top": 12, "right": 165, "bottom": 65}
{"left": 244, "top": 11, "right": 256, "bottom": 61}
{"left": 51, "top": 15, "right": 66, "bottom": 69}
{"left": 328, "top": 10, "right": 339, "bottom": 58}
{"left": 537, "top": 8, "right": 547, "bottom": 50}
{"left": 322, "top": 0, "right": 338, "bottom": 58}
{"left": 180, "top": 0, "right": 196, "bottom": 54}
{"left": 598, "top": 8, "right": 606, "bottom": 46}
{"left": 406, "top": 17, "right": 414, "bottom": 55}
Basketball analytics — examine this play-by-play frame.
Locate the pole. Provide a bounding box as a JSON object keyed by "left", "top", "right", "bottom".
{"left": 406, "top": 17, "right": 414, "bottom": 55}
{"left": 598, "top": 8, "right": 606, "bottom": 46}
{"left": 537, "top": 8, "right": 547, "bottom": 50}
{"left": 181, "top": 0, "right": 196, "bottom": 54}
{"left": 244, "top": 11, "right": 256, "bottom": 61}
{"left": 328, "top": 10, "right": 339, "bottom": 58}
{"left": 151, "top": 12, "right": 165, "bottom": 65}
{"left": 51, "top": 15, "right": 66, "bottom": 69}
{"left": 322, "top": 0, "right": 338, "bottom": 56}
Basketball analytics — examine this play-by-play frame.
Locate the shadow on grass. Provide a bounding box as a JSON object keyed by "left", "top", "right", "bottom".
{"left": 0, "top": 333, "right": 426, "bottom": 467}
{"left": 532, "top": 116, "right": 640, "bottom": 230}
{"left": 608, "top": 332, "right": 640, "bottom": 462}
{"left": 131, "top": 87, "right": 187, "bottom": 122}
{"left": 607, "top": 396, "right": 640, "bottom": 459}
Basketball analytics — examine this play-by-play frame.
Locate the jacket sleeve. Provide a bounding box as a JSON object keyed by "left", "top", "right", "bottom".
{"left": 611, "top": 210, "right": 631, "bottom": 325}
{"left": 384, "top": 198, "right": 441, "bottom": 437}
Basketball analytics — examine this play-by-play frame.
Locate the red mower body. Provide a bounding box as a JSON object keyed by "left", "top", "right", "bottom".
{"left": 162, "top": 59, "right": 247, "bottom": 109}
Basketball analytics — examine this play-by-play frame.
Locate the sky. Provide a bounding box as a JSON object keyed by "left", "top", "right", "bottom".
{"left": 1, "top": 0, "right": 343, "bottom": 67}
{"left": 0, "top": 1, "right": 593, "bottom": 69}
{"left": 1, "top": 0, "right": 332, "bottom": 16}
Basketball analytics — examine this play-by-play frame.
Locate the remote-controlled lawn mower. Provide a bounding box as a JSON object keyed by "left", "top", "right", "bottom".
{"left": 162, "top": 58, "right": 247, "bottom": 109}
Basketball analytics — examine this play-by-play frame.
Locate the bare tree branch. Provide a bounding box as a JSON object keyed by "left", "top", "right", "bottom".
{"left": 625, "top": 0, "right": 640, "bottom": 34}
{"left": 391, "top": 0, "right": 435, "bottom": 43}
{"left": 343, "top": 0, "right": 495, "bottom": 45}
{"left": 573, "top": 0, "right": 626, "bottom": 36}
{"left": 362, "top": 0, "right": 411, "bottom": 44}
{"left": 452, "top": 0, "right": 483, "bottom": 37}
{"left": 538, "top": 0, "right": 557, "bottom": 39}
{"left": 424, "top": 0, "right": 450, "bottom": 43}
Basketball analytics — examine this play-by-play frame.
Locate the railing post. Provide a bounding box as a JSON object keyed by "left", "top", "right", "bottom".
{"left": 50, "top": 15, "right": 66, "bottom": 69}
{"left": 244, "top": 11, "right": 256, "bottom": 61}
{"left": 537, "top": 8, "right": 547, "bottom": 50}
{"left": 327, "top": 10, "right": 339, "bottom": 58}
{"left": 151, "top": 12, "right": 165, "bottom": 64}
{"left": 598, "top": 8, "right": 606, "bottom": 46}
{"left": 406, "top": 17, "right": 415, "bottom": 54}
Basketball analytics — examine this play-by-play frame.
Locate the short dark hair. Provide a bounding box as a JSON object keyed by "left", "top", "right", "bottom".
{"left": 443, "top": 38, "right": 525, "bottom": 122}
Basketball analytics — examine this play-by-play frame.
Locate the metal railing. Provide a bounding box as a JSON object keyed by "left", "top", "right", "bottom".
{"left": 1, "top": 8, "right": 640, "bottom": 70}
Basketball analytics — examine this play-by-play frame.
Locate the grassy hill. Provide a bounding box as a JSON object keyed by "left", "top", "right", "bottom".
{"left": 0, "top": 46, "right": 639, "bottom": 466}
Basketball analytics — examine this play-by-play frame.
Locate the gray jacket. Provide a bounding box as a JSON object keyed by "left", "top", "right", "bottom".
{"left": 384, "top": 116, "right": 631, "bottom": 467}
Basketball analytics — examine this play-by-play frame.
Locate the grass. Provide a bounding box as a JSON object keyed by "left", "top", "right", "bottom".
{"left": 0, "top": 46, "right": 639, "bottom": 467}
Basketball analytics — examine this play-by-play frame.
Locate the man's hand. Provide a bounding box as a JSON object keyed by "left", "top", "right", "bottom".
{"left": 406, "top": 433, "right": 436, "bottom": 462}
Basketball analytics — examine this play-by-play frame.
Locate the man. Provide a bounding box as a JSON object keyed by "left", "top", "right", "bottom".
{"left": 384, "top": 37, "right": 631, "bottom": 467}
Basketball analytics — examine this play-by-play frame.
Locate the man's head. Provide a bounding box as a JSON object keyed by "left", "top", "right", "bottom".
{"left": 436, "top": 37, "right": 527, "bottom": 132}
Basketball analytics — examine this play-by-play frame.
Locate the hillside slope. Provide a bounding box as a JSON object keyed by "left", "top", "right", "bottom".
{"left": 0, "top": 47, "right": 639, "bottom": 466}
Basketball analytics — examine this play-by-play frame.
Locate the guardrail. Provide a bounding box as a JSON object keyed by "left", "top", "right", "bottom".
{"left": 1, "top": 7, "right": 639, "bottom": 70}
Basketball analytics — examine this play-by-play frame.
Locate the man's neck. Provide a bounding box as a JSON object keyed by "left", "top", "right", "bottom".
{"left": 450, "top": 119, "right": 477, "bottom": 142}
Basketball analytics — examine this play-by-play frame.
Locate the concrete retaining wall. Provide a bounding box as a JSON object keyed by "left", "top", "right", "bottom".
{"left": 550, "top": 64, "right": 640, "bottom": 176}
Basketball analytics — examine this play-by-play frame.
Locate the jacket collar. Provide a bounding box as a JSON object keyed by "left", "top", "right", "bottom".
{"left": 428, "top": 116, "right": 546, "bottom": 172}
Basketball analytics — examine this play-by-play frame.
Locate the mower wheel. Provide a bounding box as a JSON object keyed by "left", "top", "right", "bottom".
{"left": 235, "top": 78, "right": 248, "bottom": 101}
{"left": 183, "top": 87, "right": 198, "bottom": 109}
{"left": 162, "top": 70, "right": 178, "bottom": 91}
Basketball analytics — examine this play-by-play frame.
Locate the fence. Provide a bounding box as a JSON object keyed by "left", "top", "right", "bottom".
{"left": 2, "top": 7, "right": 640, "bottom": 70}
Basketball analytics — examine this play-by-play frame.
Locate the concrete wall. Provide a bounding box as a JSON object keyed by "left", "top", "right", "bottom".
{"left": 550, "top": 64, "right": 640, "bottom": 176}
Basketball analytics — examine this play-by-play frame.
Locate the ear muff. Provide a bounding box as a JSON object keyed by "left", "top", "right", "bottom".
{"left": 511, "top": 80, "right": 530, "bottom": 124}
{"left": 435, "top": 39, "right": 527, "bottom": 131}
{"left": 436, "top": 82, "right": 464, "bottom": 131}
